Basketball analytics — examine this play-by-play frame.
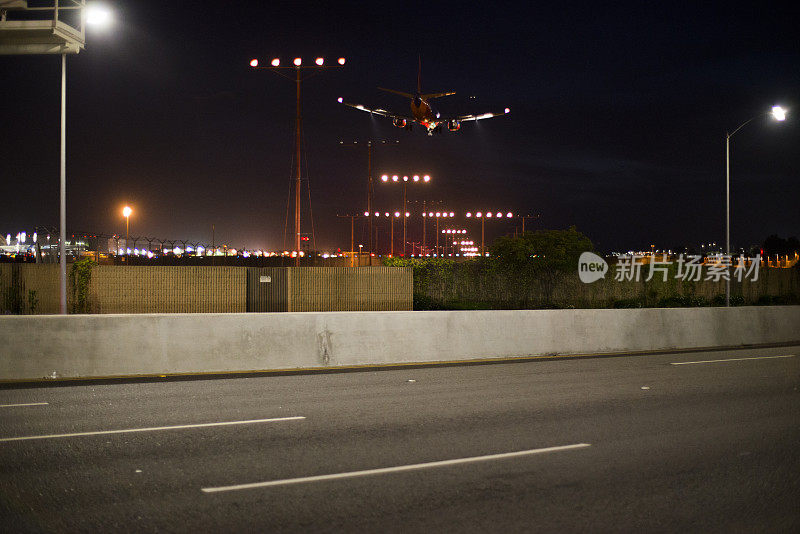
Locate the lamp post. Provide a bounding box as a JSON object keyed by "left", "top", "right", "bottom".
{"left": 122, "top": 205, "right": 132, "bottom": 257}
{"left": 251, "top": 56, "right": 344, "bottom": 265}
{"left": 724, "top": 105, "right": 787, "bottom": 306}
{"left": 0, "top": 1, "right": 113, "bottom": 313}
{"left": 381, "top": 173, "right": 430, "bottom": 256}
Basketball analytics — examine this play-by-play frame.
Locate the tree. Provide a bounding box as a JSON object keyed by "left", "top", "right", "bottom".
{"left": 490, "top": 226, "right": 594, "bottom": 306}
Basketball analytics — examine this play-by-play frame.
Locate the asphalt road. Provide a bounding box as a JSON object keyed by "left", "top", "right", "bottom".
{"left": 1, "top": 345, "right": 798, "bottom": 532}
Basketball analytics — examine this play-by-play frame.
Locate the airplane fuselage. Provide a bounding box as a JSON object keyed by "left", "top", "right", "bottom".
{"left": 411, "top": 95, "right": 441, "bottom": 132}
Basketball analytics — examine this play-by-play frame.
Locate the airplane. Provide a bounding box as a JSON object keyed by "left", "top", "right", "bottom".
{"left": 337, "top": 59, "right": 510, "bottom": 135}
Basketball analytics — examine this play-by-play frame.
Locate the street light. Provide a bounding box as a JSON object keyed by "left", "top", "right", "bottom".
{"left": 724, "top": 105, "right": 787, "bottom": 306}
{"left": 122, "top": 205, "right": 132, "bottom": 256}
{"left": 0, "top": 1, "right": 113, "bottom": 313}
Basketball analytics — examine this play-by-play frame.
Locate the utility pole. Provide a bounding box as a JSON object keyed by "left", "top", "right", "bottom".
{"left": 339, "top": 139, "right": 398, "bottom": 256}
{"left": 336, "top": 214, "right": 363, "bottom": 267}
{"left": 251, "top": 56, "right": 344, "bottom": 265}
{"left": 520, "top": 214, "right": 540, "bottom": 234}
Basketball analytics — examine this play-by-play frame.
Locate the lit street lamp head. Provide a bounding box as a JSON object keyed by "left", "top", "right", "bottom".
{"left": 85, "top": 4, "right": 113, "bottom": 27}
{"left": 122, "top": 206, "right": 132, "bottom": 218}
{"left": 772, "top": 106, "right": 787, "bottom": 121}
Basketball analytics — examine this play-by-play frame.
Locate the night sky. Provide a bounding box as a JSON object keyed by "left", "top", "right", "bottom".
{"left": 2, "top": 1, "right": 798, "bottom": 253}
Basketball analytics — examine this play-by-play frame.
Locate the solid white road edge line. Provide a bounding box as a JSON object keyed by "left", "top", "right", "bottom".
{"left": 671, "top": 354, "right": 795, "bottom": 365}
{"left": 201, "top": 443, "right": 592, "bottom": 493}
{"left": 0, "top": 402, "right": 49, "bottom": 408}
{"left": 0, "top": 416, "right": 305, "bottom": 442}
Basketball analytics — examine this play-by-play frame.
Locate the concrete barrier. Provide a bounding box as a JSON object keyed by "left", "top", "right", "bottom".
{"left": 1, "top": 306, "right": 799, "bottom": 381}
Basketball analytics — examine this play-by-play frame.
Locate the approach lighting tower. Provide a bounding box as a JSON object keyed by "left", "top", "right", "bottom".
{"left": 250, "top": 55, "right": 345, "bottom": 264}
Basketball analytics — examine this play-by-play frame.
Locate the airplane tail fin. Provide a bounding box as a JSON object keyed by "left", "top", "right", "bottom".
{"left": 417, "top": 55, "right": 421, "bottom": 94}
{"left": 378, "top": 87, "right": 415, "bottom": 99}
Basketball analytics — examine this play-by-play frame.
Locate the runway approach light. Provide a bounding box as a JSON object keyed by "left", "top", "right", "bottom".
{"left": 423, "top": 175, "right": 431, "bottom": 182}
{"left": 315, "top": 57, "right": 324, "bottom": 66}
{"left": 271, "top": 58, "right": 280, "bottom": 67}
{"left": 293, "top": 58, "right": 302, "bottom": 66}
{"left": 772, "top": 106, "right": 787, "bottom": 121}
{"left": 249, "top": 59, "right": 259, "bottom": 67}
{"left": 338, "top": 57, "right": 346, "bottom": 65}
{"left": 381, "top": 174, "right": 389, "bottom": 182}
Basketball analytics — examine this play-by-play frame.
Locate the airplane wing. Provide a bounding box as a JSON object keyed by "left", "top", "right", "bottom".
{"left": 337, "top": 99, "right": 412, "bottom": 121}
{"left": 448, "top": 108, "right": 511, "bottom": 122}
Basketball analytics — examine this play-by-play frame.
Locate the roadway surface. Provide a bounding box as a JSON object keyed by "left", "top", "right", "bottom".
{"left": 1, "top": 345, "right": 798, "bottom": 532}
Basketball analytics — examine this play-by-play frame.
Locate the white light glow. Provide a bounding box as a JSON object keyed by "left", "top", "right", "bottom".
{"left": 381, "top": 174, "right": 389, "bottom": 182}
{"left": 250, "top": 59, "right": 259, "bottom": 67}
{"left": 85, "top": 5, "right": 112, "bottom": 26}
{"left": 413, "top": 175, "right": 420, "bottom": 182}
{"left": 466, "top": 212, "right": 472, "bottom": 217}
{"left": 338, "top": 57, "right": 346, "bottom": 65}
{"left": 293, "top": 58, "right": 302, "bottom": 66}
{"left": 315, "top": 57, "right": 324, "bottom": 66}
{"left": 337, "top": 97, "right": 343, "bottom": 103}
{"left": 122, "top": 206, "right": 132, "bottom": 217}
{"left": 392, "top": 175, "right": 399, "bottom": 182}
{"left": 772, "top": 106, "right": 787, "bottom": 121}
{"left": 504, "top": 108, "right": 511, "bottom": 114}
{"left": 423, "top": 175, "right": 431, "bottom": 182}
{"left": 271, "top": 58, "right": 280, "bottom": 67}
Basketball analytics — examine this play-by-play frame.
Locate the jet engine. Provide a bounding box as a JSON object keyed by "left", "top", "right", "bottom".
{"left": 447, "top": 120, "right": 461, "bottom": 132}
{"left": 392, "top": 118, "right": 407, "bottom": 129}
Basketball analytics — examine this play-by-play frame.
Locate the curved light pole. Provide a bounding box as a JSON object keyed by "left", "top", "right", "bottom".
{"left": 724, "top": 105, "right": 786, "bottom": 306}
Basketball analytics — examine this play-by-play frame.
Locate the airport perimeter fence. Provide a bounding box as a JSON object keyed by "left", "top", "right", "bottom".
{"left": 404, "top": 259, "right": 800, "bottom": 310}
{"left": 2, "top": 262, "right": 797, "bottom": 314}
{"left": 0, "top": 264, "right": 412, "bottom": 314}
